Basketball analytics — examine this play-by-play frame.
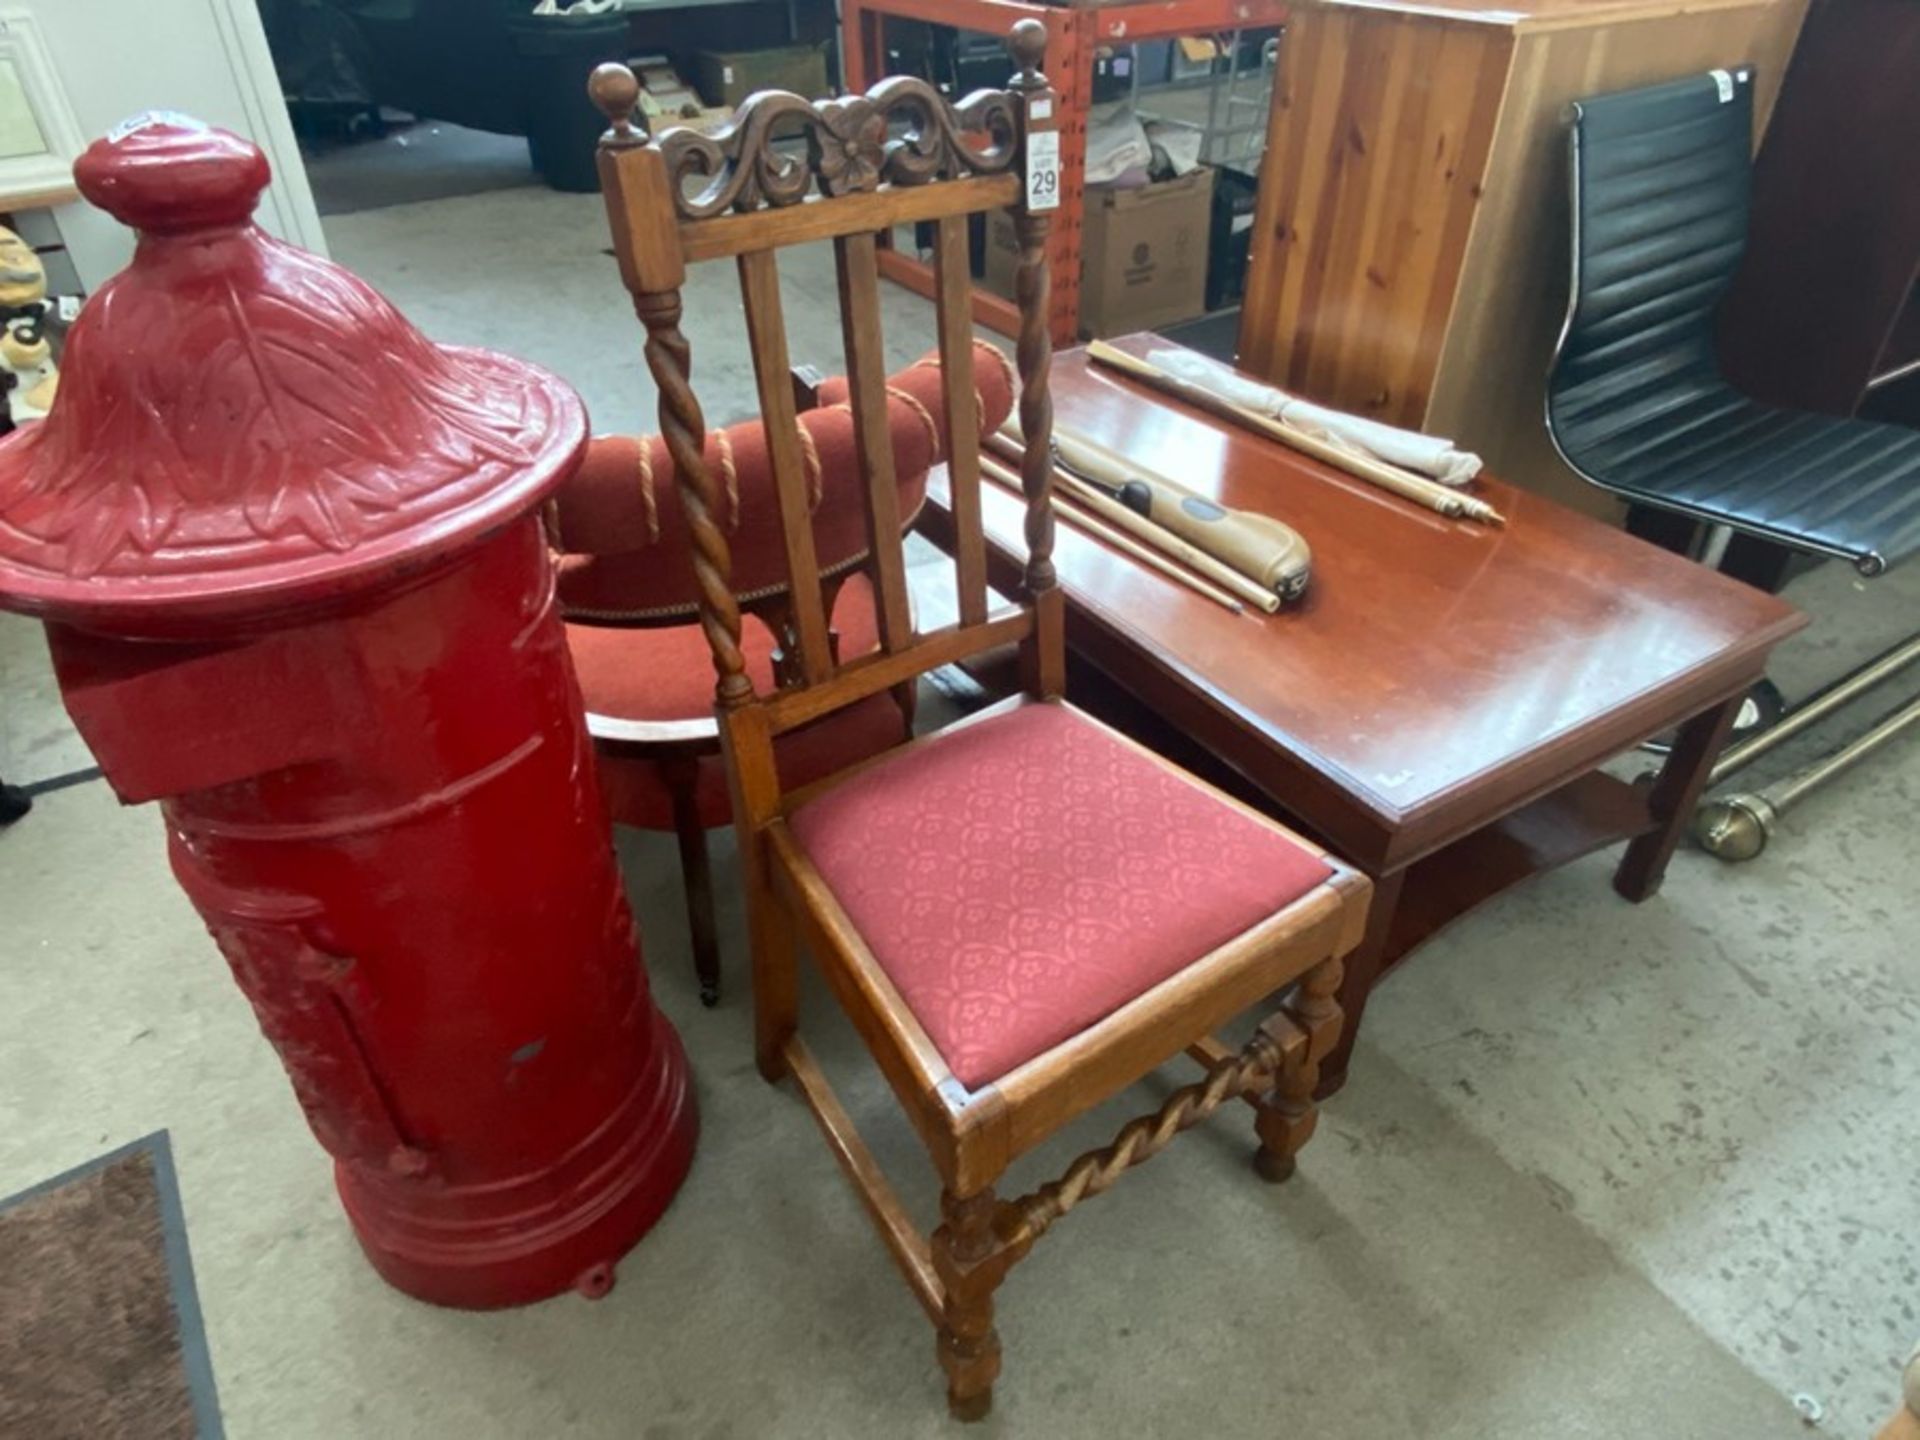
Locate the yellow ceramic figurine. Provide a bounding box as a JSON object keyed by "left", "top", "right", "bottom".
{"left": 0, "top": 226, "right": 60, "bottom": 425}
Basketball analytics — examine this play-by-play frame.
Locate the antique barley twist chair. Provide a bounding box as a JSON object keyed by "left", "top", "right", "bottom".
{"left": 589, "top": 21, "right": 1371, "bottom": 1418}
{"left": 551, "top": 343, "right": 1015, "bottom": 1003}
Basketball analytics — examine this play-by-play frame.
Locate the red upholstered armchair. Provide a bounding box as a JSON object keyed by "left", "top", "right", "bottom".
{"left": 553, "top": 341, "right": 1017, "bottom": 1003}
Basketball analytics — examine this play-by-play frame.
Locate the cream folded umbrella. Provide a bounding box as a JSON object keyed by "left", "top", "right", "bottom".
{"left": 1146, "top": 347, "right": 1483, "bottom": 486}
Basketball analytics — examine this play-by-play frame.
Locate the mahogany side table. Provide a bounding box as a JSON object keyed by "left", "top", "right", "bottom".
{"left": 922, "top": 335, "right": 1806, "bottom": 1095}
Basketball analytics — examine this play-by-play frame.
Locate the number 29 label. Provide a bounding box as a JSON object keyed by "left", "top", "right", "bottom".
{"left": 1026, "top": 130, "right": 1061, "bottom": 213}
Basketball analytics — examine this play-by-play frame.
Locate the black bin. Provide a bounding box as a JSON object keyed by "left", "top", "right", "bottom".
{"left": 1206, "top": 166, "right": 1260, "bottom": 312}
{"left": 507, "top": 9, "right": 630, "bottom": 193}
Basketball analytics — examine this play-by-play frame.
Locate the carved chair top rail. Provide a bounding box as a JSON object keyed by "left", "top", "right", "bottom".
{"left": 677, "top": 174, "right": 1021, "bottom": 263}
{"left": 594, "top": 71, "right": 1021, "bottom": 214}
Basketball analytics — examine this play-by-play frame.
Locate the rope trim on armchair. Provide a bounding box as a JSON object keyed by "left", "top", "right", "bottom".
{"left": 819, "top": 390, "right": 943, "bottom": 472}
{"left": 798, "top": 422, "right": 824, "bottom": 511}
{"left": 635, "top": 435, "right": 661, "bottom": 544}
{"left": 886, "top": 385, "right": 942, "bottom": 465}
{"left": 981, "top": 340, "right": 1016, "bottom": 406}
{"left": 561, "top": 498, "right": 931, "bottom": 626}
{"left": 912, "top": 342, "right": 1016, "bottom": 404}
{"left": 911, "top": 345, "right": 1011, "bottom": 447}
{"left": 716, "top": 428, "right": 740, "bottom": 532}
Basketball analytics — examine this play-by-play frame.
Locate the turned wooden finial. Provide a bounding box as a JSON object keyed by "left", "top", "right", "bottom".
{"left": 589, "top": 62, "right": 645, "bottom": 144}
{"left": 1008, "top": 18, "right": 1047, "bottom": 87}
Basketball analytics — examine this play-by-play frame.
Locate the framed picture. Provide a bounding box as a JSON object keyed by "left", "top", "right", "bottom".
{"left": 0, "top": 10, "right": 83, "bottom": 208}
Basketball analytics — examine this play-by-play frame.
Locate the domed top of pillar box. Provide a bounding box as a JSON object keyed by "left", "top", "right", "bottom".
{"left": 0, "top": 114, "right": 588, "bottom": 638}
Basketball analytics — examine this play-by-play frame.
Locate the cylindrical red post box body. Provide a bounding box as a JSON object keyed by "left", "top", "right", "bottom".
{"left": 43, "top": 520, "right": 697, "bottom": 1308}
{"left": 0, "top": 117, "right": 695, "bottom": 1308}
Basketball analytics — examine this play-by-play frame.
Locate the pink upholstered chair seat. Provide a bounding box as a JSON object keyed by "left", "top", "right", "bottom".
{"left": 787, "top": 702, "right": 1335, "bottom": 1088}
{"left": 568, "top": 573, "right": 902, "bottom": 831}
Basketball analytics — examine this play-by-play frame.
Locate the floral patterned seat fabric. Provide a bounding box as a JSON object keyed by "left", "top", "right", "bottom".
{"left": 789, "top": 702, "right": 1334, "bottom": 1088}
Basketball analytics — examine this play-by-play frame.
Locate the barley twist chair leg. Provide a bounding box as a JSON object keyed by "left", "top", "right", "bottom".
{"left": 932, "top": 1187, "right": 1005, "bottom": 1422}
{"left": 1254, "top": 956, "right": 1346, "bottom": 1184}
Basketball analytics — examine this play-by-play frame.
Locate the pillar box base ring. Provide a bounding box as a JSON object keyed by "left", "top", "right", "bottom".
{"left": 337, "top": 1012, "right": 698, "bottom": 1310}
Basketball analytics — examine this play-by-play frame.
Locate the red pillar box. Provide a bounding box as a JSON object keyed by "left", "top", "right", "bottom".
{"left": 0, "top": 116, "right": 696, "bottom": 1308}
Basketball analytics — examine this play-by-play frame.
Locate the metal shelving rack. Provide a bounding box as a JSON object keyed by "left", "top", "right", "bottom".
{"left": 840, "top": 0, "right": 1289, "bottom": 345}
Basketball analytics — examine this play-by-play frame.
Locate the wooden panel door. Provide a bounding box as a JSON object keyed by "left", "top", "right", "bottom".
{"left": 1237, "top": 8, "right": 1512, "bottom": 429}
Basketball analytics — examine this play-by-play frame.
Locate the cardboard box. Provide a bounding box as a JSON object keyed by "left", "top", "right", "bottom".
{"left": 664, "top": 105, "right": 737, "bottom": 138}
{"left": 1170, "top": 34, "right": 1223, "bottom": 81}
{"left": 1079, "top": 167, "right": 1215, "bottom": 335}
{"left": 689, "top": 43, "right": 830, "bottom": 110}
{"left": 980, "top": 169, "right": 1216, "bottom": 335}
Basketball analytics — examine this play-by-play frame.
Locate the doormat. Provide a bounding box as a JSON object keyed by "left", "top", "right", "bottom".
{"left": 0, "top": 1132, "right": 224, "bottom": 1438}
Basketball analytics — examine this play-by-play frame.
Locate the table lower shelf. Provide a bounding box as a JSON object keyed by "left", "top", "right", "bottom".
{"left": 1380, "top": 770, "right": 1657, "bottom": 980}
{"left": 1000, "top": 638, "right": 1663, "bottom": 973}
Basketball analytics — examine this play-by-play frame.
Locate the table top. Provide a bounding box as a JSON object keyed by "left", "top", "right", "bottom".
{"left": 936, "top": 336, "right": 1805, "bottom": 868}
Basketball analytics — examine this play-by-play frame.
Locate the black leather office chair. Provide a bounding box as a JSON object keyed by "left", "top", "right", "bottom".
{"left": 1548, "top": 68, "right": 1920, "bottom": 577}
{"left": 1548, "top": 69, "right": 1920, "bottom": 859}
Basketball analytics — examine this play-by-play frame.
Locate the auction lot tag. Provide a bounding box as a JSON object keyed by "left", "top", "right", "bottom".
{"left": 1026, "top": 130, "right": 1061, "bottom": 212}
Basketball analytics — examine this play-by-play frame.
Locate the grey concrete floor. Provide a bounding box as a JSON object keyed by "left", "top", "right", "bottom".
{"left": 304, "top": 118, "right": 538, "bottom": 218}
{"left": 3, "top": 178, "right": 1917, "bottom": 1437}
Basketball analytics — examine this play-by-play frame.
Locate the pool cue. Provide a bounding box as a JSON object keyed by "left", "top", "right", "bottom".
{"left": 1035, "top": 422, "right": 1313, "bottom": 602}
{"left": 976, "top": 455, "right": 1247, "bottom": 614}
{"left": 1085, "top": 339, "right": 1507, "bottom": 528}
{"left": 984, "top": 433, "right": 1283, "bottom": 614}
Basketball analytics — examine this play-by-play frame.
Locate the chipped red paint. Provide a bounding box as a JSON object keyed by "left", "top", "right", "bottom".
{"left": 0, "top": 116, "right": 696, "bottom": 1308}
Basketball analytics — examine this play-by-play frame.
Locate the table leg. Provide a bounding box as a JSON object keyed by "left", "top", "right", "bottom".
{"left": 1314, "top": 867, "right": 1405, "bottom": 1100}
{"left": 1613, "top": 693, "right": 1744, "bottom": 902}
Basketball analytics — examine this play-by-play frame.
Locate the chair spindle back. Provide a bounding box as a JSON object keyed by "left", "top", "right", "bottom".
{"left": 589, "top": 20, "right": 1063, "bottom": 825}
